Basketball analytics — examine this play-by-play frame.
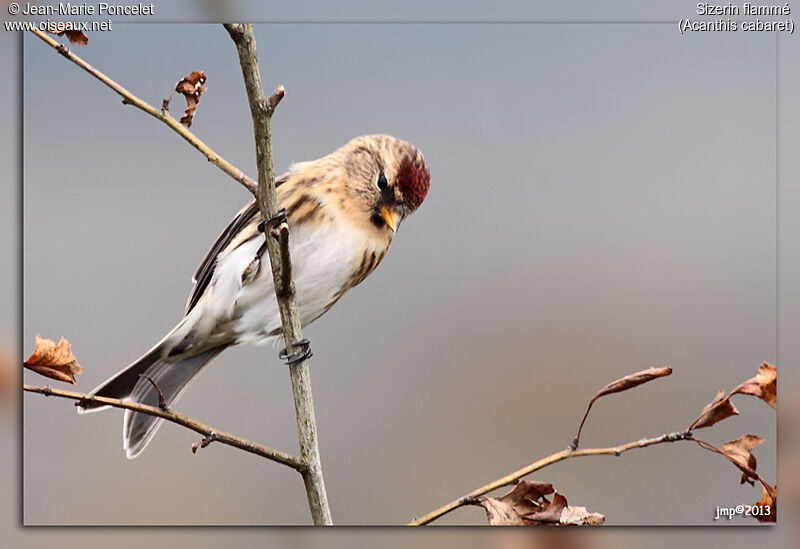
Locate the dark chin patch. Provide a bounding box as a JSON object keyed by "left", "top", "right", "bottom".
{"left": 370, "top": 209, "right": 387, "bottom": 229}
{"left": 396, "top": 153, "right": 430, "bottom": 211}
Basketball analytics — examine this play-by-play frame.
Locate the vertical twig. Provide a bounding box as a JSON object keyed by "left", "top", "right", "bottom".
{"left": 223, "top": 23, "right": 332, "bottom": 526}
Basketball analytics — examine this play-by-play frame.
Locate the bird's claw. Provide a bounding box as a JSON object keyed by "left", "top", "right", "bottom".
{"left": 257, "top": 208, "right": 287, "bottom": 233}
{"left": 279, "top": 338, "right": 312, "bottom": 365}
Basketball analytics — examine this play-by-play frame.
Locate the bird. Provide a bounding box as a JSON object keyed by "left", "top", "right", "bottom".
{"left": 78, "top": 134, "right": 431, "bottom": 458}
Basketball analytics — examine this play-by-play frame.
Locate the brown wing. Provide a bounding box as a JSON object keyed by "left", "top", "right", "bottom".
{"left": 185, "top": 174, "right": 289, "bottom": 315}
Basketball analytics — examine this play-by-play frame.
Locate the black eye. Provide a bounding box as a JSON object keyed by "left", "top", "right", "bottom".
{"left": 377, "top": 172, "right": 388, "bottom": 190}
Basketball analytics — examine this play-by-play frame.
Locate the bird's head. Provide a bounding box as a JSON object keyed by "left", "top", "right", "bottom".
{"left": 336, "top": 135, "right": 431, "bottom": 234}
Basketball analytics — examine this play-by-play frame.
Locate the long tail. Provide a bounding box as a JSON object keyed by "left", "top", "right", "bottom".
{"left": 78, "top": 344, "right": 224, "bottom": 459}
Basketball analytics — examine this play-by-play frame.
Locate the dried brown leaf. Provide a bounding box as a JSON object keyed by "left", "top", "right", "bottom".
{"left": 47, "top": 28, "right": 89, "bottom": 45}
{"left": 559, "top": 505, "right": 606, "bottom": 525}
{"left": 476, "top": 481, "right": 603, "bottom": 526}
{"left": 573, "top": 366, "right": 672, "bottom": 448}
{"left": 175, "top": 70, "right": 207, "bottom": 128}
{"left": 689, "top": 389, "right": 739, "bottom": 430}
{"left": 498, "top": 481, "right": 555, "bottom": 516}
{"left": 592, "top": 366, "right": 673, "bottom": 399}
{"left": 63, "top": 30, "right": 89, "bottom": 45}
{"left": 719, "top": 434, "right": 764, "bottom": 486}
{"left": 731, "top": 363, "right": 776, "bottom": 409}
{"left": 24, "top": 335, "right": 83, "bottom": 384}
{"left": 480, "top": 497, "right": 525, "bottom": 526}
{"left": 753, "top": 483, "right": 776, "bottom": 523}
{"left": 522, "top": 491, "right": 568, "bottom": 524}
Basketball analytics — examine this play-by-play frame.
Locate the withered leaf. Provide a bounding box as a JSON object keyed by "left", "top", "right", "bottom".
{"left": 731, "top": 363, "right": 776, "bottom": 409}
{"left": 753, "top": 483, "right": 776, "bottom": 523}
{"left": 24, "top": 335, "right": 83, "bottom": 384}
{"left": 175, "top": 70, "right": 207, "bottom": 128}
{"left": 559, "top": 505, "right": 606, "bottom": 525}
{"left": 689, "top": 389, "right": 739, "bottom": 431}
{"left": 476, "top": 481, "right": 604, "bottom": 526}
{"left": 573, "top": 366, "right": 672, "bottom": 448}
{"left": 719, "top": 434, "right": 763, "bottom": 486}
{"left": 522, "top": 491, "right": 606, "bottom": 525}
{"left": 62, "top": 30, "right": 88, "bottom": 45}
{"left": 46, "top": 28, "right": 89, "bottom": 45}
{"left": 591, "top": 366, "right": 673, "bottom": 399}
{"left": 522, "top": 491, "right": 568, "bottom": 524}
{"left": 497, "top": 481, "right": 555, "bottom": 516}
{"left": 480, "top": 497, "right": 525, "bottom": 526}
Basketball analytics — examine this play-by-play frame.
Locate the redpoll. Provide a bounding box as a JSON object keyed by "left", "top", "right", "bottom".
{"left": 78, "top": 134, "right": 431, "bottom": 458}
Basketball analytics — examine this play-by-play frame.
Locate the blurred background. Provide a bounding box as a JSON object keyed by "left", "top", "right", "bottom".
{"left": 2, "top": 0, "right": 798, "bottom": 547}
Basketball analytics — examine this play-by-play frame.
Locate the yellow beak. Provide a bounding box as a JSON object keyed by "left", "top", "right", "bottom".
{"left": 379, "top": 205, "right": 400, "bottom": 233}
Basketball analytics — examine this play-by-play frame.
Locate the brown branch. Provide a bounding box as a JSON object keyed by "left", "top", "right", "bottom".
{"left": 24, "top": 384, "right": 305, "bottom": 471}
{"left": 29, "top": 26, "right": 257, "bottom": 195}
{"left": 409, "top": 431, "right": 690, "bottom": 526}
{"left": 224, "top": 23, "right": 332, "bottom": 526}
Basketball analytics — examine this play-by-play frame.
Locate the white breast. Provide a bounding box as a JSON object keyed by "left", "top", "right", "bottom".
{"left": 231, "top": 221, "right": 363, "bottom": 345}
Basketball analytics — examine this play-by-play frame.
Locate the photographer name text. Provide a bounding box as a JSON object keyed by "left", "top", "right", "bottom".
{"left": 20, "top": 2, "right": 154, "bottom": 16}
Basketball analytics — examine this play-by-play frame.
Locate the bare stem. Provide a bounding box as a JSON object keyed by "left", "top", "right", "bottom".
{"left": 24, "top": 384, "right": 305, "bottom": 470}
{"left": 409, "top": 431, "right": 690, "bottom": 526}
{"left": 273, "top": 221, "right": 292, "bottom": 297}
{"left": 29, "top": 27, "right": 257, "bottom": 195}
{"left": 224, "top": 23, "right": 332, "bottom": 526}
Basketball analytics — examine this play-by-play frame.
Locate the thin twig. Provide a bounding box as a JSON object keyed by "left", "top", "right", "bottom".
{"left": 29, "top": 27, "right": 257, "bottom": 195}
{"left": 24, "top": 384, "right": 305, "bottom": 471}
{"left": 138, "top": 373, "right": 167, "bottom": 410}
{"left": 409, "top": 431, "right": 690, "bottom": 526}
{"left": 224, "top": 22, "right": 332, "bottom": 526}
{"left": 272, "top": 221, "right": 292, "bottom": 297}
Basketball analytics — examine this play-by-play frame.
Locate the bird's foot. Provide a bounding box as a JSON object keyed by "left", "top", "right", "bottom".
{"left": 257, "top": 208, "right": 287, "bottom": 233}
{"left": 279, "top": 338, "right": 312, "bottom": 365}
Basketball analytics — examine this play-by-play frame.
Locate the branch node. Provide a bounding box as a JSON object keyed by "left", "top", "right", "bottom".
{"left": 667, "top": 431, "right": 689, "bottom": 442}
{"left": 223, "top": 23, "right": 245, "bottom": 40}
{"left": 266, "top": 85, "right": 286, "bottom": 114}
{"left": 192, "top": 431, "right": 218, "bottom": 454}
{"left": 161, "top": 92, "right": 173, "bottom": 114}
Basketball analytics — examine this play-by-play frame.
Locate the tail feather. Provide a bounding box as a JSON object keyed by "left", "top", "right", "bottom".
{"left": 78, "top": 344, "right": 225, "bottom": 459}
{"left": 77, "top": 345, "right": 163, "bottom": 413}
{"left": 123, "top": 348, "right": 223, "bottom": 459}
